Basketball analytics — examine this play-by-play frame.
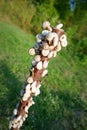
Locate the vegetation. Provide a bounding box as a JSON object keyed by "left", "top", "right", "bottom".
{"left": 0, "top": 0, "right": 87, "bottom": 130}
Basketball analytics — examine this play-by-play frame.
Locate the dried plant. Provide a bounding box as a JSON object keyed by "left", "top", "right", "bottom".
{"left": 9, "top": 21, "right": 67, "bottom": 130}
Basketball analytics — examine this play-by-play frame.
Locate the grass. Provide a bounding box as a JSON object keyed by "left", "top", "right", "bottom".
{"left": 0, "top": 21, "right": 34, "bottom": 129}
{"left": 0, "top": 21, "right": 87, "bottom": 130}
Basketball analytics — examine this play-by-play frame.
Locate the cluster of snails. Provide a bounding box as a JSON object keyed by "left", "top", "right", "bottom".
{"left": 9, "top": 21, "right": 67, "bottom": 130}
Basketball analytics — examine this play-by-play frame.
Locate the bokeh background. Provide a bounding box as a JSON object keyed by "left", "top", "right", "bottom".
{"left": 0, "top": 0, "right": 87, "bottom": 130}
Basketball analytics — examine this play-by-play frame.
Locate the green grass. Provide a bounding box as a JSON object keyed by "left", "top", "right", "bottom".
{"left": 0, "top": 21, "right": 34, "bottom": 129}
{"left": 0, "top": 21, "right": 87, "bottom": 130}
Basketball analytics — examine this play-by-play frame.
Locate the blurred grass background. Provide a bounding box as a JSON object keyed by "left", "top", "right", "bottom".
{"left": 0, "top": 0, "right": 87, "bottom": 130}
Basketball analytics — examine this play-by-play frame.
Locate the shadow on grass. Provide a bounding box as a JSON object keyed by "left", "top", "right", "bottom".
{"left": 23, "top": 87, "right": 87, "bottom": 130}
{"left": 0, "top": 61, "right": 22, "bottom": 129}
{"left": 49, "top": 90, "right": 87, "bottom": 130}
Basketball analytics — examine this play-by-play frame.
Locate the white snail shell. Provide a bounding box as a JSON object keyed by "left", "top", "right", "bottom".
{"left": 42, "top": 49, "right": 49, "bottom": 56}
{"left": 29, "top": 48, "right": 35, "bottom": 55}
{"left": 36, "top": 61, "right": 43, "bottom": 70}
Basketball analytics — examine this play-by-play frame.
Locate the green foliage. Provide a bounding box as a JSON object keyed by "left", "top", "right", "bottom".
{"left": 54, "top": 0, "right": 70, "bottom": 19}
{"left": 31, "top": 2, "right": 59, "bottom": 34}
{"left": 0, "top": 0, "right": 87, "bottom": 33}
{"left": 0, "top": 0, "right": 35, "bottom": 32}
